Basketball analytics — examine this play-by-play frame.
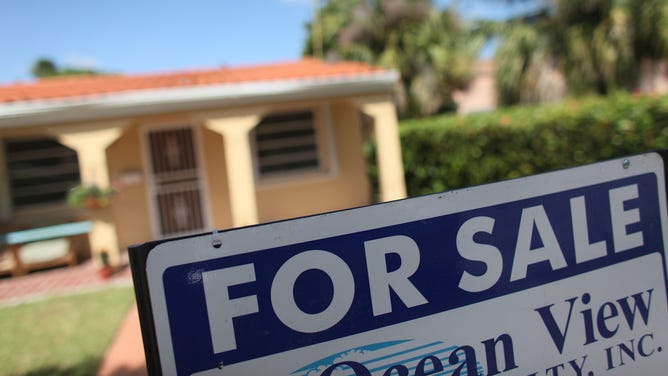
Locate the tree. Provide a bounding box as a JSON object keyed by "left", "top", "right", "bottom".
{"left": 304, "top": 0, "right": 484, "bottom": 117}
{"left": 490, "top": 0, "right": 668, "bottom": 105}
{"left": 31, "top": 58, "right": 101, "bottom": 78}
{"left": 31, "top": 59, "right": 58, "bottom": 78}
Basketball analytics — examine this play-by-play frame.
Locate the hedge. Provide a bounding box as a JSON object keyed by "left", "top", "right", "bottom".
{"left": 389, "top": 93, "right": 668, "bottom": 197}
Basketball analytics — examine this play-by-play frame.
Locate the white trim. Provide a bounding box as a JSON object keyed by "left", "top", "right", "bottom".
{"left": 141, "top": 122, "right": 213, "bottom": 239}
{"left": 0, "top": 72, "right": 399, "bottom": 128}
{"left": 191, "top": 124, "right": 214, "bottom": 235}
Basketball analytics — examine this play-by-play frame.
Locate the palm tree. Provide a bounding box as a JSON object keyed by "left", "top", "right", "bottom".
{"left": 304, "top": 0, "right": 483, "bottom": 117}
{"left": 492, "top": 0, "right": 668, "bottom": 105}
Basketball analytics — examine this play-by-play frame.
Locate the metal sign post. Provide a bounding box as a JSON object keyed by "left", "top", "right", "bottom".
{"left": 131, "top": 152, "right": 668, "bottom": 376}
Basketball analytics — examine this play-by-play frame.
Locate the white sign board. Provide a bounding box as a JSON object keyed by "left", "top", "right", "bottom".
{"left": 131, "top": 152, "right": 668, "bottom": 376}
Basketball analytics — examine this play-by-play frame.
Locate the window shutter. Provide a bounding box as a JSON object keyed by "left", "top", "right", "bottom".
{"left": 255, "top": 111, "right": 320, "bottom": 175}
{"left": 5, "top": 138, "right": 80, "bottom": 207}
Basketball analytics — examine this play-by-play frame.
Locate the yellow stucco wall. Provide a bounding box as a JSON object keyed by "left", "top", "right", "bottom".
{"left": 102, "top": 99, "right": 373, "bottom": 241}
{"left": 105, "top": 123, "right": 153, "bottom": 251}
{"left": 200, "top": 126, "right": 235, "bottom": 230}
{"left": 104, "top": 117, "right": 238, "bottom": 247}
{"left": 255, "top": 101, "right": 371, "bottom": 223}
{"left": 0, "top": 94, "right": 398, "bottom": 265}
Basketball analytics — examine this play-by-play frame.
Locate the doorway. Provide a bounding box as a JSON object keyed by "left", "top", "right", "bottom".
{"left": 145, "top": 126, "right": 209, "bottom": 237}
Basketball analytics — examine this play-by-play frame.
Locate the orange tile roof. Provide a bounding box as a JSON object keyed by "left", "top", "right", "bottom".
{"left": 0, "top": 59, "right": 388, "bottom": 104}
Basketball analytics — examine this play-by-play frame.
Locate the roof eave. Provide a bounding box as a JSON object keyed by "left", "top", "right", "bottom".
{"left": 0, "top": 71, "right": 399, "bottom": 128}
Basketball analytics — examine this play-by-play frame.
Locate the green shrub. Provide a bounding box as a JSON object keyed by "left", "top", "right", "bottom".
{"left": 392, "top": 93, "right": 668, "bottom": 196}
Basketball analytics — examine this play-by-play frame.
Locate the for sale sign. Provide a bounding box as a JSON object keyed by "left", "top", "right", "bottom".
{"left": 130, "top": 152, "right": 668, "bottom": 376}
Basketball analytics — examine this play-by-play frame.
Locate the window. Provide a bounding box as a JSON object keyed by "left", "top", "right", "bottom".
{"left": 254, "top": 111, "right": 321, "bottom": 177}
{"left": 5, "top": 138, "right": 80, "bottom": 208}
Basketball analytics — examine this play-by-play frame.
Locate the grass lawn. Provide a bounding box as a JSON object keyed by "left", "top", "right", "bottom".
{"left": 0, "top": 286, "right": 135, "bottom": 376}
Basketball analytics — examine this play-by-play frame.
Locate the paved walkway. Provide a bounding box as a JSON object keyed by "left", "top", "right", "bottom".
{"left": 0, "top": 260, "right": 147, "bottom": 376}
{"left": 0, "top": 259, "right": 132, "bottom": 305}
{"left": 98, "top": 304, "right": 147, "bottom": 376}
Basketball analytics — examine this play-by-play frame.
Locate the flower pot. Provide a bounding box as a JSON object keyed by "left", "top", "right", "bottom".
{"left": 84, "top": 196, "right": 100, "bottom": 209}
{"left": 98, "top": 266, "right": 114, "bottom": 279}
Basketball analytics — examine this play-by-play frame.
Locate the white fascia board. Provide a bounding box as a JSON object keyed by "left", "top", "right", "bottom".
{"left": 0, "top": 71, "right": 398, "bottom": 128}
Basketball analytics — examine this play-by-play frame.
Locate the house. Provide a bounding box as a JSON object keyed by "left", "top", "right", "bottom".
{"left": 452, "top": 60, "right": 498, "bottom": 115}
{"left": 453, "top": 58, "right": 668, "bottom": 113}
{"left": 0, "top": 59, "right": 406, "bottom": 269}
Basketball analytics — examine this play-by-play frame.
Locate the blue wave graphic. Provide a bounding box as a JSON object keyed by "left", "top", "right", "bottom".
{"left": 292, "top": 339, "right": 485, "bottom": 376}
{"left": 292, "top": 340, "right": 411, "bottom": 374}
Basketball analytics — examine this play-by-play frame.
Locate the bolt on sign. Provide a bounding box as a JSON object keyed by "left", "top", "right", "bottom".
{"left": 130, "top": 152, "right": 668, "bottom": 376}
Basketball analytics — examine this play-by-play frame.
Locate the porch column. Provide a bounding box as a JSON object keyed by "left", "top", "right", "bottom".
{"left": 58, "top": 127, "right": 123, "bottom": 187}
{"left": 52, "top": 122, "right": 126, "bottom": 266}
{"left": 206, "top": 114, "right": 262, "bottom": 228}
{"left": 359, "top": 99, "right": 407, "bottom": 201}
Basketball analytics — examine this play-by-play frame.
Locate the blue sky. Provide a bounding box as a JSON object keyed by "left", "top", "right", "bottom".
{"left": 1, "top": 0, "right": 542, "bottom": 85}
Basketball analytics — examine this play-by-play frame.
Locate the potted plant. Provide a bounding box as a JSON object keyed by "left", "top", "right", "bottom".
{"left": 67, "top": 184, "right": 115, "bottom": 209}
{"left": 98, "top": 251, "right": 114, "bottom": 279}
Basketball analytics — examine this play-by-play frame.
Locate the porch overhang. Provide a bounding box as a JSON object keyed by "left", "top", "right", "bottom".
{"left": 0, "top": 71, "right": 399, "bottom": 128}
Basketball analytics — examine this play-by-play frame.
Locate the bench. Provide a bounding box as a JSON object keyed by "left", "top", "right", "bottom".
{"left": 0, "top": 221, "right": 93, "bottom": 276}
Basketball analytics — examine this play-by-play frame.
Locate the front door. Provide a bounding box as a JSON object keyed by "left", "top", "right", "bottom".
{"left": 146, "top": 126, "right": 209, "bottom": 237}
